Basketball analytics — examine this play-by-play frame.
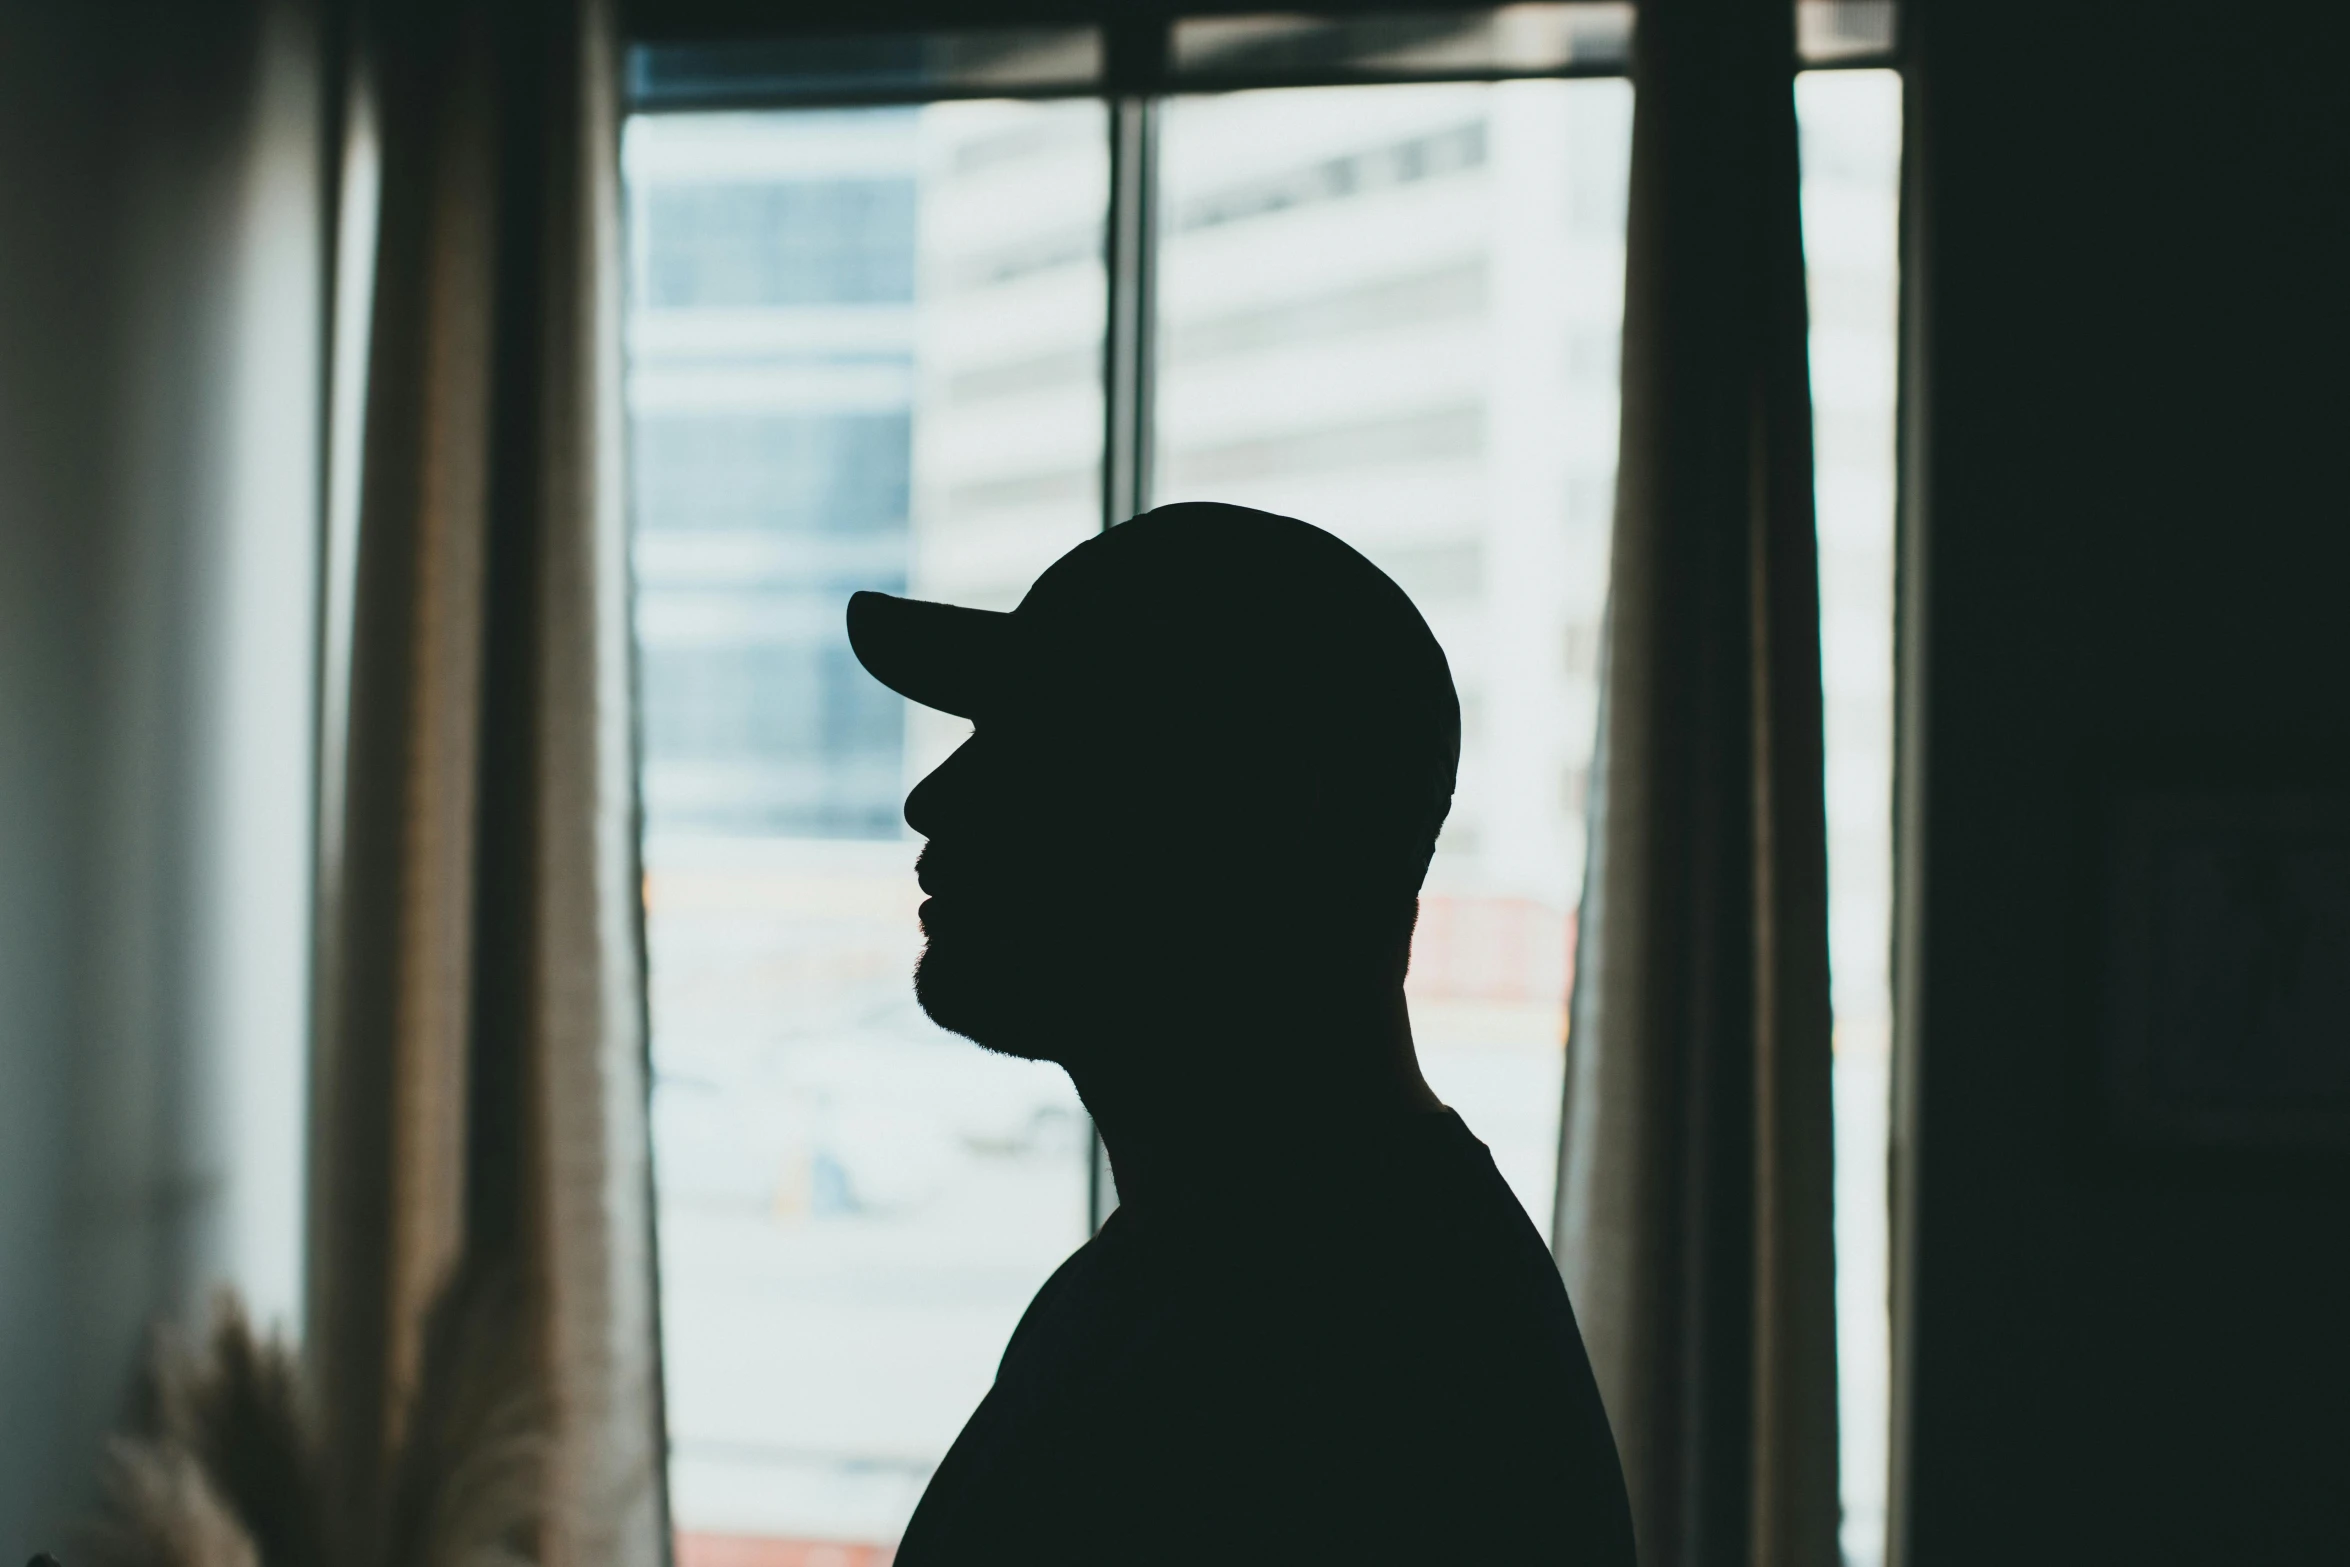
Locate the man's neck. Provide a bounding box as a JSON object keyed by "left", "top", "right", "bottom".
{"left": 1063, "top": 987, "right": 1442, "bottom": 1213}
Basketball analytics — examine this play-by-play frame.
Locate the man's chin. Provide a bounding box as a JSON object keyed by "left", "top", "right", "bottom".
{"left": 913, "top": 941, "right": 1059, "bottom": 1063}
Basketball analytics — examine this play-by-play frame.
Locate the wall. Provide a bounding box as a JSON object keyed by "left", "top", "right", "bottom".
{"left": 0, "top": 0, "right": 323, "bottom": 1548}
{"left": 1899, "top": 0, "right": 2350, "bottom": 1561}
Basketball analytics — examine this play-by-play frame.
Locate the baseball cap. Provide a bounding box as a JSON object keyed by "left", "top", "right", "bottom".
{"left": 847, "top": 502, "right": 1462, "bottom": 889}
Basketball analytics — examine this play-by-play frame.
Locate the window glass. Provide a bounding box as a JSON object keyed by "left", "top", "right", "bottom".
{"left": 645, "top": 182, "right": 919, "bottom": 307}
{"left": 1153, "top": 79, "right": 1634, "bottom": 1233}
{"left": 635, "top": 413, "right": 916, "bottom": 532}
{"left": 624, "top": 99, "right": 1107, "bottom": 1562}
{"left": 1797, "top": 65, "right": 1903, "bottom": 1567}
{"left": 620, "top": 61, "right": 1886, "bottom": 1567}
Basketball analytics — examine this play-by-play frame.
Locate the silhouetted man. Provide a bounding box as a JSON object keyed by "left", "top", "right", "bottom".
{"left": 849, "top": 503, "right": 1634, "bottom": 1565}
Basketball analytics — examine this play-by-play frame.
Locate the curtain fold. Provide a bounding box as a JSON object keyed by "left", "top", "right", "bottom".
{"left": 1554, "top": 0, "right": 1840, "bottom": 1562}
{"left": 307, "top": 1, "right": 665, "bottom": 1562}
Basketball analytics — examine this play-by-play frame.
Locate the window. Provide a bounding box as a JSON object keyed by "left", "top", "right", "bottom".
{"left": 622, "top": 13, "right": 1902, "bottom": 1564}
{"left": 1798, "top": 64, "right": 1904, "bottom": 1567}
{"left": 1151, "top": 75, "right": 1631, "bottom": 1227}
{"left": 625, "top": 96, "right": 1107, "bottom": 1556}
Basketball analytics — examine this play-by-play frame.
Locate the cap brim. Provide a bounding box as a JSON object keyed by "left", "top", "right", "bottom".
{"left": 846, "top": 591, "right": 1014, "bottom": 719}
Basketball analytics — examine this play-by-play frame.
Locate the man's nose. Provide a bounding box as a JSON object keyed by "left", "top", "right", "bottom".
{"left": 903, "top": 733, "right": 979, "bottom": 838}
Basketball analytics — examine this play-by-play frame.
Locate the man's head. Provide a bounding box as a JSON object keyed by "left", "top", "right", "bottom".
{"left": 849, "top": 503, "right": 1460, "bottom": 1071}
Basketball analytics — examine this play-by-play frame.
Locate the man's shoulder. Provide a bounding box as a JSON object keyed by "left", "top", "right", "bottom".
{"left": 1179, "top": 1118, "right": 1581, "bottom": 1362}
{"left": 937, "top": 1117, "right": 1634, "bottom": 1567}
{"left": 1338, "top": 1110, "right": 1575, "bottom": 1300}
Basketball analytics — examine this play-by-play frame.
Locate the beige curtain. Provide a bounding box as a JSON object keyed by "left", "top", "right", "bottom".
{"left": 1554, "top": 0, "right": 1841, "bottom": 1561}
{"left": 307, "top": 0, "right": 664, "bottom": 1562}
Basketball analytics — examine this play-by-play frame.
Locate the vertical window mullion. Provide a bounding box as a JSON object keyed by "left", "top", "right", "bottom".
{"left": 1102, "top": 93, "right": 1159, "bottom": 532}
{"left": 1090, "top": 22, "right": 1165, "bottom": 1230}
{"left": 1090, "top": 94, "right": 1156, "bottom": 1229}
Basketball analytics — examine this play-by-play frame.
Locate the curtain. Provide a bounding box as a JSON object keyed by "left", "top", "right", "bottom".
{"left": 306, "top": 0, "right": 665, "bottom": 1563}
{"left": 1554, "top": 0, "right": 1841, "bottom": 1560}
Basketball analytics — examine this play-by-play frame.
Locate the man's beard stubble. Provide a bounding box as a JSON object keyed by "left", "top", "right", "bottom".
{"left": 913, "top": 913, "right": 1066, "bottom": 1064}
{"left": 916, "top": 894, "right": 1232, "bottom": 1073}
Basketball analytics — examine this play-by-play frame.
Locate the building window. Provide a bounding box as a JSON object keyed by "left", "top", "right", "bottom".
{"left": 633, "top": 413, "right": 915, "bottom": 535}
{"left": 646, "top": 177, "right": 919, "bottom": 307}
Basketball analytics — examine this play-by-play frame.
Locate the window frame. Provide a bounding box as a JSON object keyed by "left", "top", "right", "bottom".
{"left": 619, "top": 10, "right": 1908, "bottom": 1563}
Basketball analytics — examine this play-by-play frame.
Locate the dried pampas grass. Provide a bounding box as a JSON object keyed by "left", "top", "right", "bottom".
{"left": 378, "top": 1263, "right": 545, "bottom": 1567}
{"left": 86, "top": 1444, "right": 261, "bottom": 1567}
{"left": 81, "top": 1257, "right": 544, "bottom": 1567}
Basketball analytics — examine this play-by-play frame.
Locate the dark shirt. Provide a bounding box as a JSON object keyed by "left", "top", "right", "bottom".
{"left": 893, "top": 1108, "right": 1636, "bottom": 1565}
